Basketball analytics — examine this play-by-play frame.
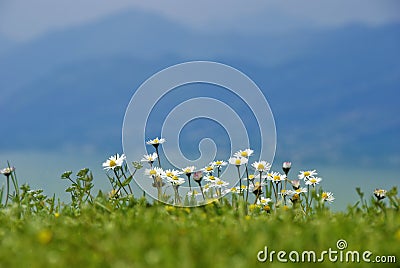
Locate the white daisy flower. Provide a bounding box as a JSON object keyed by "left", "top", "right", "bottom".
{"left": 146, "top": 137, "right": 166, "bottom": 146}
{"left": 182, "top": 166, "right": 196, "bottom": 175}
{"left": 212, "top": 160, "right": 228, "bottom": 168}
{"left": 202, "top": 165, "right": 215, "bottom": 174}
{"left": 248, "top": 181, "right": 266, "bottom": 192}
{"left": 203, "top": 183, "right": 214, "bottom": 192}
{"left": 162, "top": 169, "right": 182, "bottom": 178}
{"left": 374, "top": 189, "right": 387, "bottom": 200}
{"left": 187, "top": 189, "right": 203, "bottom": 196}
{"left": 234, "top": 149, "right": 254, "bottom": 158}
{"left": 0, "top": 166, "right": 15, "bottom": 176}
{"left": 228, "top": 157, "right": 248, "bottom": 166}
{"left": 243, "top": 174, "right": 256, "bottom": 181}
{"left": 214, "top": 179, "right": 229, "bottom": 188}
{"left": 267, "top": 172, "right": 286, "bottom": 184}
{"left": 257, "top": 197, "right": 272, "bottom": 206}
{"left": 204, "top": 175, "right": 219, "bottom": 183}
{"left": 280, "top": 189, "right": 289, "bottom": 197}
{"left": 141, "top": 152, "right": 158, "bottom": 163}
{"left": 305, "top": 177, "right": 322, "bottom": 186}
{"left": 102, "top": 154, "right": 126, "bottom": 170}
{"left": 321, "top": 192, "right": 335, "bottom": 202}
{"left": 145, "top": 167, "right": 164, "bottom": 177}
{"left": 287, "top": 187, "right": 307, "bottom": 195}
{"left": 167, "top": 175, "right": 185, "bottom": 185}
{"left": 223, "top": 186, "right": 240, "bottom": 195}
{"left": 298, "top": 170, "right": 318, "bottom": 180}
{"left": 251, "top": 161, "right": 271, "bottom": 172}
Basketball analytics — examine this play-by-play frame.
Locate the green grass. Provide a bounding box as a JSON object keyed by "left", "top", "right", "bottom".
{"left": 0, "top": 166, "right": 399, "bottom": 267}
{"left": 0, "top": 193, "right": 399, "bottom": 267}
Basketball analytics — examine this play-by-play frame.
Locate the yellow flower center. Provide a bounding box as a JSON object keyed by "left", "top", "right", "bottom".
{"left": 310, "top": 178, "right": 317, "bottom": 183}
{"left": 215, "top": 161, "right": 222, "bottom": 165}
{"left": 209, "top": 176, "right": 215, "bottom": 180}
{"left": 172, "top": 176, "right": 179, "bottom": 180}
{"left": 274, "top": 175, "right": 280, "bottom": 181}
{"left": 206, "top": 166, "right": 213, "bottom": 171}
{"left": 217, "top": 180, "right": 224, "bottom": 185}
{"left": 304, "top": 171, "right": 310, "bottom": 177}
{"left": 241, "top": 151, "right": 248, "bottom": 157}
{"left": 235, "top": 159, "right": 241, "bottom": 165}
{"left": 166, "top": 172, "right": 173, "bottom": 177}
{"left": 260, "top": 199, "right": 266, "bottom": 204}
{"left": 154, "top": 138, "right": 159, "bottom": 143}
{"left": 109, "top": 160, "right": 116, "bottom": 167}
{"left": 295, "top": 189, "right": 301, "bottom": 193}
{"left": 150, "top": 170, "right": 157, "bottom": 175}
{"left": 184, "top": 169, "right": 191, "bottom": 173}
{"left": 258, "top": 164, "right": 265, "bottom": 170}
{"left": 231, "top": 187, "right": 237, "bottom": 192}
{"left": 322, "top": 192, "right": 328, "bottom": 199}
{"left": 249, "top": 175, "right": 254, "bottom": 179}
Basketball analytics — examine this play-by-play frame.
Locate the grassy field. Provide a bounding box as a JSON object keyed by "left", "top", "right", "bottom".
{"left": 0, "top": 152, "right": 399, "bottom": 268}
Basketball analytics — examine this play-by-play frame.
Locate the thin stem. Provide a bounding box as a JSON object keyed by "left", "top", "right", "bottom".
{"left": 5, "top": 175, "right": 10, "bottom": 205}
{"left": 245, "top": 164, "right": 250, "bottom": 205}
{"left": 197, "top": 182, "right": 205, "bottom": 201}
{"left": 121, "top": 169, "right": 133, "bottom": 195}
{"left": 187, "top": 174, "right": 192, "bottom": 191}
{"left": 237, "top": 166, "right": 242, "bottom": 197}
{"left": 113, "top": 169, "right": 129, "bottom": 195}
{"left": 155, "top": 147, "right": 161, "bottom": 168}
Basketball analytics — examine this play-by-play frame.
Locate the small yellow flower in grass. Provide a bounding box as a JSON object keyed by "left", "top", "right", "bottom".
{"left": 283, "top": 205, "right": 290, "bottom": 211}
{"left": 54, "top": 212, "right": 60, "bottom": 218}
{"left": 263, "top": 205, "right": 271, "bottom": 213}
{"left": 165, "top": 206, "right": 176, "bottom": 212}
{"left": 37, "top": 229, "right": 53, "bottom": 245}
{"left": 234, "top": 149, "right": 254, "bottom": 158}
{"left": 395, "top": 229, "right": 400, "bottom": 241}
{"left": 229, "top": 157, "right": 248, "bottom": 166}
{"left": 248, "top": 204, "right": 258, "bottom": 212}
{"left": 102, "top": 154, "right": 126, "bottom": 170}
{"left": 245, "top": 215, "right": 251, "bottom": 221}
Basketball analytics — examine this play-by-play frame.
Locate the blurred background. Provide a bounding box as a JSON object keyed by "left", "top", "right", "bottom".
{"left": 0, "top": 0, "right": 399, "bottom": 209}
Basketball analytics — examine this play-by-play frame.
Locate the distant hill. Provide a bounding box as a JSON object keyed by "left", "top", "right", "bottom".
{"left": 0, "top": 10, "right": 399, "bottom": 167}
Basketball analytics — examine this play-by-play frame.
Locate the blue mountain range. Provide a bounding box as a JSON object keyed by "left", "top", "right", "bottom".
{"left": 1, "top": 10, "right": 399, "bottom": 168}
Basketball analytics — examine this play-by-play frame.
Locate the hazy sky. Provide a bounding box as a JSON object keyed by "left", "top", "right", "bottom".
{"left": 1, "top": 0, "right": 399, "bottom": 41}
